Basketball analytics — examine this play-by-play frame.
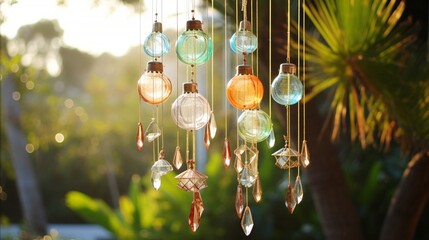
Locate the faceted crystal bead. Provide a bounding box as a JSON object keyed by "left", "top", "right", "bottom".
{"left": 173, "top": 146, "right": 183, "bottom": 170}
{"left": 252, "top": 176, "right": 262, "bottom": 203}
{"left": 136, "top": 122, "right": 144, "bottom": 150}
{"left": 267, "top": 128, "right": 275, "bottom": 148}
{"left": 209, "top": 112, "right": 217, "bottom": 139}
{"left": 151, "top": 172, "right": 161, "bottom": 190}
{"left": 235, "top": 184, "right": 244, "bottom": 218}
{"left": 145, "top": 119, "right": 161, "bottom": 142}
{"left": 204, "top": 124, "right": 211, "bottom": 149}
{"left": 189, "top": 192, "right": 204, "bottom": 232}
{"left": 294, "top": 176, "right": 303, "bottom": 204}
{"left": 241, "top": 206, "right": 254, "bottom": 236}
{"left": 301, "top": 140, "right": 310, "bottom": 168}
{"left": 151, "top": 159, "right": 173, "bottom": 176}
{"left": 285, "top": 184, "right": 297, "bottom": 214}
{"left": 240, "top": 165, "right": 256, "bottom": 188}
{"left": 222, "top": 138, "right": 232, "bottom": 167}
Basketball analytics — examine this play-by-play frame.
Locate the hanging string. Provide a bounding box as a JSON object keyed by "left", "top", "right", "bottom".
{"left": 138, "top": 0, "right": 143, "bottom": 124}
{"left": 210, "top": 0, "right": 214, "bottom": 111}
{"left": 303, "top": 0, "right": 306, "bottom": 143}
{"left": 224, "top": 0, "right": 228, "bottom": 140}
{"left": 268, "top": 0, "right": 272, "bottom": 118}
{"left": 297, "top": 0, "right": 301, "bottom": 176}
{"left": 242, "top": 0, "right": 248, "bottom": 23}
{"left": 286, "top": 0, "right": 291, "bottom": 63}
{"left": 255, "top": 0, "right": 259, "bottom": 77}
{"left": 175, "top": 0, "right": 180, "bottom": 149}
{"left": 250, "top": 0, "right": 254, "bottom": 69}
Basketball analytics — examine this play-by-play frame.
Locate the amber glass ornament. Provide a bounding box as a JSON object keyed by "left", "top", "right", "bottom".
{"left": 226, "top": 65, "right": 263, "bottom": 110}
{"left": 137, "top": 61, "right": 172, "bottom": 105}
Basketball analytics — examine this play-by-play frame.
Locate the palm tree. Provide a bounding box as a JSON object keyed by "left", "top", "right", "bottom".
{"left": 303, "top": 0, "right": 429, "bottom": 239}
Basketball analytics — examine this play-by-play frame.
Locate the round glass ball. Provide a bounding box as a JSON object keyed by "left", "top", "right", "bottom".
{"left": 144, "top": 32, "right": 170, "bottom": 58}
{"left": 230, "top": 30, "right": 257, "bottom": 54}
{"left": 226, "top": 68, "right": 263, "bottom": 110}
{"left": 171, "top": 92, "right": 211, "bottom": 131}
{"left": 237, "top": 109, "right": 272, "bottom": 143}
{"left": 137, "top": 71, "right": 172, "bottom": 104}
{"left": 176, "top": 29, "right": 213, "bottom": 65}
{"left": 271, "top": 72, "right": 303, "bottom": 105}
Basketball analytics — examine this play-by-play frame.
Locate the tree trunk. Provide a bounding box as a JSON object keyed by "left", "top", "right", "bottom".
{"left": 305, "top": 97, "right": 364, "bottom": 240}
{"left": 379, "top": 150, "right": 429, "bottom": 240}
{"left": 1, "top": 75, "right": 47, "bottom": 238}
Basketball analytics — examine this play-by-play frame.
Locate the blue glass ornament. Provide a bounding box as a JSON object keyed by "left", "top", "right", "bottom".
{"left": 271, "top": 63, "right": 303, "bottom": 105}
{"left": 144, "top": 22, "right": 170, "bottom": 58}
{"left": 230, "top": 20, "right": 257, "bottom": 54}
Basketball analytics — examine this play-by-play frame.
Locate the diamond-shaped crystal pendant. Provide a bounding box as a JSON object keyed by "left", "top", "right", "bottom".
{"left": 173, "top": 146, "right": 183, "bottom": 170}
{"left": 235, "top": 184, "right": 244, "bottom": 218}
{"left": 301, "top": 140, "right": 310, "bottom": 168}
{"left": 234, "top": 155, "right": 244, "bottom": 173}
{"left": 252, "top": 176, "right": 262, "bottom": 203}
{"left": 151, "top": 172, "right": 161, "bottom": 190}
{"left": 241, "top": 206, "right": 254, "bottom": 236}
{"left": 240, "top": 165, "right": 256, "bottom": 188}
{"left": 294, "top": 175, "right": 303, "bottom": 204}
{"left": 267, "top": 127, "right": 275, "bottom": 148}
{"left": 204, "top": 124, "right": 211, "bottom": 149}
{"left": 136, "top": 122, "right": 144, "bottom": 150}
{"left": 285, "top": 184, "right": 297, "bottom": 214}
{"left": 222, "top": 138, "right": 232, "bottom": 168}
{"left": 145, "top": 118, "right": 161, "bottom": 142}
{"left": 209, "top": 112, "right": 217, "bottom": 139}
{"left": 189, "top": 191, "right": 204, "bottom": 232}
{"left": 175, "top": 168, "right": 208, "bottom": 192}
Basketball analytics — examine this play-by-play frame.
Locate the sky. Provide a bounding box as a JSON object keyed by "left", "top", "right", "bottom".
{"left": 1, "top": 0, "right": 194, "bottom": 57}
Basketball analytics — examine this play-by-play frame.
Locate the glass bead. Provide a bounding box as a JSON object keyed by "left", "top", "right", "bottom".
{"left": 171, "top": 92, "right": 211, "bottom": 131}
{"left": 137, "top": 71, "right": 172, "bottom": 105}
{"left": 143, "top": 32, "right": 170, "bottom": 57}
{"left": 226, "top": 67, "right": 263, "bottom": 110}
{"left": 271, "top": 72, "right": 303, "bottom": 105}
{"left": 176, "top": 23, "right": 213, "bottom": 65}
{"left": 230, "top": 30, "right": 257, "bottom": 54}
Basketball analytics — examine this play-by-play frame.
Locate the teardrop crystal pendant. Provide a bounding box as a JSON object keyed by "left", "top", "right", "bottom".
{"left": 301, "top": 140, "right": 310, "bottom": 168}
{"left": 151, "top": 172, "right": 161, "bottom": 190}
{"left": 294, "top": 176, "right": 303, "bottom": 204}
{"left": 267, "top": 127, "right": 275, "bottom": 148}
{"left": 285, "top": 184, "right": 297, "bottom": 214}
{"left": 173, "top": 146, "right": 183, "bottom": 170}
{"left": 189, "top": 191, "right": 204, "bottom": 232}
{"left": 252, "top": 176, "right": 262, "bottom": 203}
{"left": 222, "top": 138, "right": 232, "bottom": 168}
{"left": 145, "top": 118, "right": 161, "bottom": 142}
{"left": 204, "top": 123, "right": 211, "bottom": 149}
{"left": 209, "top": 112, "right": 217, "bottom": 139}
{"left": 241, "top": 206, "right": 254, "bottom": 236}
{"left": 235, "top": 184, "right": 244, "bottom": 218}
{"left": 136, "top": 122, "right": 144, "bottom": 150}
{"left": 234, "top": 155, "right": 244, "bottom": 173}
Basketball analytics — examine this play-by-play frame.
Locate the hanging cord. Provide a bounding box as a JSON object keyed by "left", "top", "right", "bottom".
{"left": 211, "top": 0, "right": 214, "bottom": 111}
{"left": 286, "top": 0, "right": 291, "bottom": 63}
{"left": 176, "top": 0, "right": 180, "bottom": 148}
{"left": 268, "top": 0, "right": 272, "bottom": 118}
{"left": 242, "top": 0, "right": 248, "bottom": 23}
{"left": 297, "top": 0, "right": 301, "bottom": 176}
{"left": 224, "top": 0, "right": 228, "bottom": 140}
{"left": 303, "top": 0, "right": 306, "bottom": 143}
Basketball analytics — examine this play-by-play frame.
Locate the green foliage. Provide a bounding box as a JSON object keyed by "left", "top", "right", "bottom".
{"left": 303, "top": 0, "right": 428, "bottom": 151}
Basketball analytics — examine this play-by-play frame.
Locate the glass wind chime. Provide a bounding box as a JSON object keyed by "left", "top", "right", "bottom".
{"left": 226, "top": 0, "right": 273, "bottom": 236}
{"left": 137, "top": 0, "right": 173, "bottom": 190}
{"left": 270, "top": 0, "right": 310, "bottom": 214}
{"left": 171, "top": 1, "right": 214, "bottom": 232}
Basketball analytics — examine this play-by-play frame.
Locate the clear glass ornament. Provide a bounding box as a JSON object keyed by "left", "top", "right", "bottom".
{"left": 143, "top": 22, "right": 170, "bottom": 58}
{"left": 137, "top": 61, "right": 172, "bottom": 104}
{"left": 171, "top": 82, "right": 211, "bottom": 131}
{"left": 237, "top": 109, "right": 272, "bottom": 143}
{"left": 271, "top": 63, "right": 303, "bottom": 105}
{"left": 230, "top": 20, "right": 257, "bottom": 54}
{"left": 226, "top": 65, "right": 264, "bottom": 110}
{"left": 176, "top": 20, "right": 213, "bottom": 65}
{"left": 241, "top": 206, "right": 254, "bottom": 236}
{"left": 145, "top": 118, "right": 161, "bottom": 142}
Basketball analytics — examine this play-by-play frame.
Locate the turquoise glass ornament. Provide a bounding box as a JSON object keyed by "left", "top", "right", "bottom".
{"left": 144, "top": 22, "right": 170, "bottom": 58}
{"left": 230, "top": 20, "right": 257, "bottom": 54}
{"left": 237, "top": 109, "right": 272, "bottom": 143}
{"left": 176, "top": 20, "right": 213, "bottom": 65}
{"left": 172, "top": 82, "right": 211, "bottom": 131}
{"left": 271, "top": 63, "right": 303, "bottom": 105}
